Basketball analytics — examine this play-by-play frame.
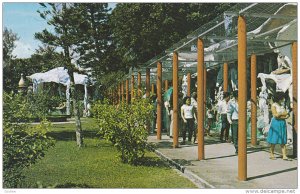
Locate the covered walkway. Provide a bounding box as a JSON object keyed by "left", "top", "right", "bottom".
{"left": 109, "top": 3, "right": 297, "bottom": 182}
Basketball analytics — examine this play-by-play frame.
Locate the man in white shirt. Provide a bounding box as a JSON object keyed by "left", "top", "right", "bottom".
{"left": 227, "top": 90, "right": 238, "bottom": 154}
{"left": 217, "top": 91, "right": 230, "bottom": 142}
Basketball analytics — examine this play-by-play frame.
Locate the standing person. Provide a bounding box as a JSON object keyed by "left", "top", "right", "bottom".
{"left": 164, "top": 99, "right": 171, "bottom": 136}
{"left": 181, "top": 96, "right": 197, "bottom": 145}
{"left": 217, "top": 92, "right": 231, "bottom": 142}
{"left": 169, "top": 92, "right": 174, "bottom": 138}
{"left": 206, "top": 104, "right": 214, "bottom": 136}
{"left": 267, "top": 92, "right": 290, "bottom": 160}
{"left": 191, "top": 92, "right": 198, "bottom": 110}
{"left": 227, "top": 90, "right": 239, "bottom": 154}
{"left": 150, "top": 94, "right": 157, "bottom": 133}
{"left": 191, "top": 92, "right": 198, "bottom": 142}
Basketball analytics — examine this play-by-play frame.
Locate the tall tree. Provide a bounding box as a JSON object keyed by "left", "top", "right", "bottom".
{"left": 3, "top": 27, "right": 19, "bottom": 67}
{"left": 35, "top": 3, "right": 85, "bottom": 147}
{"left": 109, "top": 3, "right": 234, "bottom": 68}
{"left": 66, "top": 3, "right": 124, "bottom": 94}
{"left": 71, "top": 4, "right": 110, "bottom": 70}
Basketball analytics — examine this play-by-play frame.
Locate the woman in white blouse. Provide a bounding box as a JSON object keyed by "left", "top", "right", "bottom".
{"left": 181, "top": 96, "right": 197, "bottom": 144}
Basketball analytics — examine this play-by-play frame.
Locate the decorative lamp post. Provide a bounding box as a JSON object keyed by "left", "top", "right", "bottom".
{"left": 18, "top": 73, "right": 27, "bottom": 93}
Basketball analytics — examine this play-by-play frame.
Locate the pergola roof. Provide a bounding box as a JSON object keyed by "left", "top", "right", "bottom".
{"left": 27, "top": 67, "right": 90, "bottom": 86}
{"left": 129, "top": 3, "right": 297, "bottom": 83}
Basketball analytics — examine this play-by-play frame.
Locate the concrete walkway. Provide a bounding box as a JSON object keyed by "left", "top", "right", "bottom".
{"left": 148, "top": 134, "right": 298, "bottom": 189}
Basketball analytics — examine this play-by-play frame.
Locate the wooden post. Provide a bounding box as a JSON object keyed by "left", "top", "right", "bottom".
{"left": 109, "top": 89, "right": 111, "bottom": 104}
{"left": 131, "top": 75, "right": 135, "bottom": 102}
{"left": 187, "top": 72, "right": 191, "bottom": 97}
{"left": 164, "top": 80, "right": 169, "bottom": 93}
{"left": 121, "top": 81, "right": 124, "bottom": 103}
{"left": 224, "top": 62, "right": 228, "bottom": 92}
{"left": 114, "top": 88, "right": 117, "bottom": 105}
{"left": 197, "top": 38, "right": 205, "bottom": 160}
{"left": 113, "top": 89, "right": 116, "bottom": 105}
{"left": 118, "top": 83, "right": 121, "bottom": 104}
{"left": 146, "top": 68, "right": 150, "bottom": 98}
{"left": 173, "top": 52, "right": 179, "bottom": 148}
{"left": 146, "top": 68, "right": 151, "bottom": 133}
{"left": 157, "top": 61, "right": 162, "bottom": 140}
{"left": 204, "top": 67, "right": 207, "bottom": 123}
{"left": 251, "top": 54, "right": 257, "bottom": 146}
{"left": 151, "top": 83, "right": 155, "bottom": 94}
{"left": 126, "top": 79, "right": 129, "bottom": 104}
{"left": 238, "top": 15, "right": 247, "bottom": 181}
{"left": 292, "top": 42, "right": 297, "bottom": 157}
{"left": 138, "top": 72, "right": 142, "bottom": 98}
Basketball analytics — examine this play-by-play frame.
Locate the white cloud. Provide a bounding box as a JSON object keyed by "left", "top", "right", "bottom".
{"left": 12, "top": 41, "right": 35, "bottom": 59}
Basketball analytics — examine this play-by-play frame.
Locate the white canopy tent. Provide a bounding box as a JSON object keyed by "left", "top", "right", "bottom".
{"left": 27, "top": 67, "right": 91, "bottom": 116}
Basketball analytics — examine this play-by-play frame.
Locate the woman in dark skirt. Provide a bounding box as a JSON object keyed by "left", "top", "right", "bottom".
{"left": 267, "top": 92, "right": 290, "bottom": 160}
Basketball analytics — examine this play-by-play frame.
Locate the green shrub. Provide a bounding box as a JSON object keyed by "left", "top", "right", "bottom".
{"left": 3, "top": 92, "right": 34, "bottom": 123}
{"left": 27, "top": 90, "right": 64, "bottom": 116}
{"left": 3, "top": 92, "right": 55, "bottom": 187}
{"left": 3, "top": 91, "right": 64, "bottom": 122}
{"left": 93, "top": 98, "right": 153, "bottom": 165}
{"left": 3, "top": 121, "right": 55, "bottom": 188}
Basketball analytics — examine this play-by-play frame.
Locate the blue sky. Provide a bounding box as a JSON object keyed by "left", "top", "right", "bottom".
{"left": 3, "top": 2, "right": 117, "bottom": 58}
{"left": 3, "top": 2, "right": 50, "bottom": 58}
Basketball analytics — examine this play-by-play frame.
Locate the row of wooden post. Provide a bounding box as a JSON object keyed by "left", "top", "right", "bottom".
{"left": 109, "top": 16, "right": 297, "bottom": 181}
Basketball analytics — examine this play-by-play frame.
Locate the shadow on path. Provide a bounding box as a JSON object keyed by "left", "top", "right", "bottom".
{"left": 135, "top": 156, "right": 171, "bottom": 168}
{"left": 247, "top": 167, "right": 297, "bottom": 181}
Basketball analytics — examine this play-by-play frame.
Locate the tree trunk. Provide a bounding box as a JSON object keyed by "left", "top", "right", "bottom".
{"left": 63, "top": 49, "right": 83, "bottom": 147}
{"left": 62, "top": 3, "right": 83, "bottom": 147}
{"left": 69, "top": 70, "right": 84, "bottom": 147}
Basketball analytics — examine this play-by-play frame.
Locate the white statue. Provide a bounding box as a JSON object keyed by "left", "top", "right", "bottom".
{"left": 182, "top": 75, "right": 188, "bottom": 98}
{"left": 258, "top": 86, "right": 269, "bottom": 127}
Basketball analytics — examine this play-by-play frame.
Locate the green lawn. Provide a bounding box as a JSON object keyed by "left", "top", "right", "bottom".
{"left": 23, "top": 118, "right": 196, "bottom": 188}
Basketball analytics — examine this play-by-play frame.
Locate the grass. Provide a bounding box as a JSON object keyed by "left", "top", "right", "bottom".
{"left": 22, "top": 118, "right": 196, "bottom": 188}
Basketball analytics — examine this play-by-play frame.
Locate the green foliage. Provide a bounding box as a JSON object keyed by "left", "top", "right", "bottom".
{"left": 110, "top": 3, "right": 235, "bottom": 68}
{"left": 3, "top": 121, "right": 55, "bottom": 188}
{"left": 3, "top": 27, "right": 19, "bottom": 67}
{"left": 97, "top": 70, "right": 126, "bottom": 92}
{"left": 71, "top": 4, "right": 112, "bottom": 70}
{"left": 93, "top": 98, "right": 154, "bottom": 164}
{"left": 28, "top": 90, "right": 65, "bottom": 117}
{"left": 3, "top": 91, "right": 64, "bottom": 122}
{"left": 3, "top": 91, "right": 56, "bottom": 187}
{"left": 3, "top": 92, "right": 34, "bottom": 123}
{"left": 3, "top": 49, "right": 64, "bottom": 93}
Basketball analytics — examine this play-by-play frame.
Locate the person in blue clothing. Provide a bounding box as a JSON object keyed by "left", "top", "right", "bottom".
{"left": 267, "top": 92, "right": 290, "bottom": 160}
